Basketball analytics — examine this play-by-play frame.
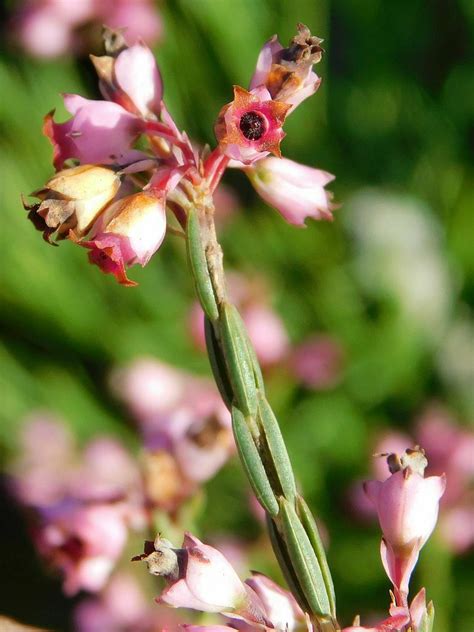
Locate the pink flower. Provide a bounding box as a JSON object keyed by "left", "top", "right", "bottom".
{"left": 44, "top": 94, "right": 144, "bottom": 169}
{"left": 342, "top": 610, "right": 409, "bottom": 631}
{"left": 36, "top": 502, "right": 128, "bottom": 595}
{"left": 110, "top": 358, "right": 188, "bottom": 421}
{"left": 135, "top": 533, "right": 266, "bottom": 621}
{"left": 249, "top": 24, "right": 323, "bottom": 113}
{"left": 244, "top": 573, "right": 304, "bottom": 632}
{"left": 245, "top": 157, "right": 335, "bottom": 226}
{"left": 24, "top": 164, "right": 121, "bottom": 241}
{"left": 364, "top": 448, "right": 446, "bottom": 600}
{"left": 103, "top": 0, "right": 163, "bottom": 47}
{"left": 214, "top": 85, "right": 290, "bottom": 164}
{"left": 12, "top": 0, "right": 161, "bottom": 59}
{"left": 80, "top": 190, "right": 168, "bottom": 286}
{"left": 290, "top": 335, "right": 344, "bottom": 389}
{"left": 92, "top": 41, "right": 163, "bottom": 118}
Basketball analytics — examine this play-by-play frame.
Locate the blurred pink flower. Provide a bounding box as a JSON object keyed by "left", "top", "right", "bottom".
{"left": 110, "top": 358, "right": 188, "bottom": 421}
{"left": 9, "top": 414, "right": 76, "bottom": 506}
{"left": 35, "top": 502, "right": 128, "bottom": 595}
{"left": 75, "top": 571, "right": 182, "bottom": 632}
{"left": 290, "top": 335, "right": 344, "bottom": 389}
{"left": 364, "top": 448, "right": 445, "bottom": 603}
{"left": 13, "top": 0, "right": 161, "bottom": 59}
{"left": 9, "top": 416, "right": 145, "bottom": 595}
{"left": 245, "top": 157, "right": 335, "bottom": 226}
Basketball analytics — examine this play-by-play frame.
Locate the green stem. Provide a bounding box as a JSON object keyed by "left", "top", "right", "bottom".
{"left": 186, "top": 194, "right": 339, "bottom": 631}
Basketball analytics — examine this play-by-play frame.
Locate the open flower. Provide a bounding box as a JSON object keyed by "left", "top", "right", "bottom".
{"left": 134, "top": 533, "right": 266, "bottom": 622}
{"left": 245, "top": 157, "right": 335, "bottom": 225}
{"left": 249, "top": 23, "right": 323, "bottom": 112}
{"left": 91, "top": 39, "right": 163, "bottom": 119}
{"left": 44, "top": 94, "right": 145, "bottom": 169}
{"left": 79, "top": 191, "right": 167, "bottom": 286}
{"left": 24, "top": 164, "right": 120, "bottom": 241}
{"left": 215, "top": 86, "right": 290, "bottom": 164}
{"left": 364, "top": 448, "right": 446, "bottom": 601}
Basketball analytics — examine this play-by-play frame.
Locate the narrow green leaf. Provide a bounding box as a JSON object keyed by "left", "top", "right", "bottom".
{"left": 257, "top": 392, "right": 296, "bottom": 503}
{"left": 204, "top": 316, "right": 233, "bottom": 410}
{"left": 220, "top": 303, "right": 258, "bottom": 417}
{"left": 186, "top": 207, "right": 219, "bottom": 322}
{"left": 279, "top": 497, "right": 331, "bottom": 617}
{"left": 296, "top": 495, "right": 336, "bottom": 618}
{"left": 266, "top": 513, "right": 311, "bottom": 614}
{"left": 232, "top": 406, "right": 279, "bottom": 516}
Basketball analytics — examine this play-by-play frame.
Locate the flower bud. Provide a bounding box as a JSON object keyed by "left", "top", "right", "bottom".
{"left": 80, "top": 191, "right": 167, "bottom": 286}
{"left": 90, "top": 39, "right": 163, "bottom": 119}
{"left": 215, "top": 86, "right": 290, "bottom": 164}
{"left": 364, "top": 447, "right": 446, "bottom": 599}
{"left": 245, "top": 157, "right": 335, "bottom": 226}
{"left": 24, "top": 165, "right": 120, "bottom": 242}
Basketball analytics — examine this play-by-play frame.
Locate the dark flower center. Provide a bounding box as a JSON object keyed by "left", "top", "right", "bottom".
{"left": 239, "top": 111, "right": 266, "bottom": 141}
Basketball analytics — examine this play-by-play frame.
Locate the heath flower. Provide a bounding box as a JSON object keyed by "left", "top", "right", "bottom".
{"left": 250, "top": 23, "right": 323, "bottom": 112}
{"left": 246, "top": 157, "right": 335, "bottom": 226}
{"left": 135, "top": 533, "right": 266, "bottom": 622}
{"left": 44, "top": 94, "right": 145, "bottom": 169}
{"left": 24, "top": 164, "right": 120, "bottom": 242}
{"left": 215, "top": 85, "right": 290, "bottom": 164}
{"left": 91, "top": 40, "right": 163, "bottom": 119}
{"left": 364, "top": 448, "right": 446, "bottom": 599}
{"left": 79, "top": 191, "right": 167, "bottom": 286}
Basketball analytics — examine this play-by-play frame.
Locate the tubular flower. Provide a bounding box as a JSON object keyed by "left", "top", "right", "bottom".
{"left": 90, "top": 38, "right": 163, "bottom": 119}
{"left": 250, "top": 23, "right": 323, "bottom": 112}
{"left": 245, "top": 156, "right": 335, "bottom": 225}
{"left": 133, "top": 533, "right": 267, "bottom": 622}
{"left": 214, "top": 86, "right": 290, "bottom": 164}
{"left": 24, "top": 165, "right": 120, "bottom": 242}
{"left": 364, "top": 448, "right": 446, "bottom": 601}
{"left": 79, "top": 191, "right": 168, "bottom": 287}
{"left": 44, "top": 94, "right": 145, "bottom": 170}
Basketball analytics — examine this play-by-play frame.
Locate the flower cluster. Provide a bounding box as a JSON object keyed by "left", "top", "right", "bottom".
{"left": 11, "top": 0, "right": 162, "bottom": 58}
{"left": 24, "top": 24, "right": 335, "bottom": 286}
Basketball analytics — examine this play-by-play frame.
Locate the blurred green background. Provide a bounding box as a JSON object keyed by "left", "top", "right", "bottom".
{"left": 0, "top": 0, "right": 473, "bottom": 630}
